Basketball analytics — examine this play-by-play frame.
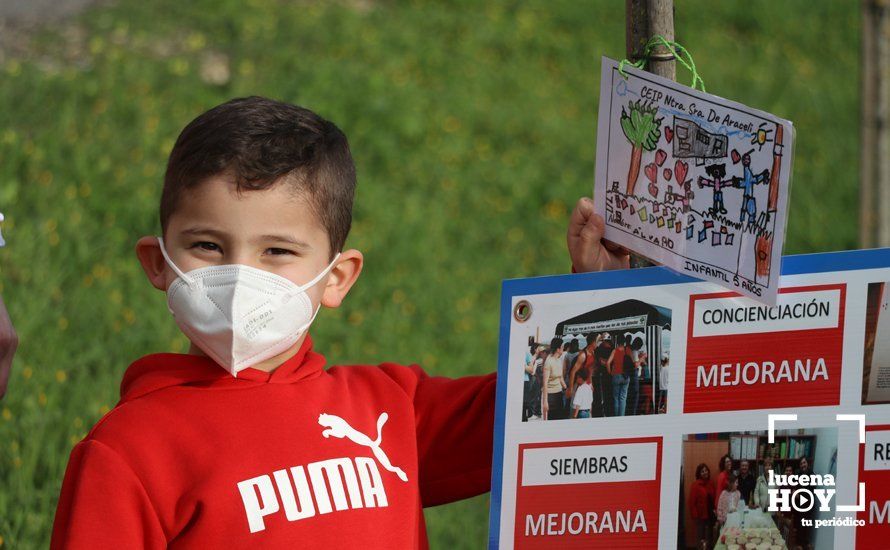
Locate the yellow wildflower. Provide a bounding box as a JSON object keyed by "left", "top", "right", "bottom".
{"left": 123, "top": 307, "right": 136, "bottom": 325}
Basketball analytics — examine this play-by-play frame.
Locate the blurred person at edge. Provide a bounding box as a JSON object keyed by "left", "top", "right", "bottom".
{"left": 0, "top": 296, "right": 18, "bottom": 399}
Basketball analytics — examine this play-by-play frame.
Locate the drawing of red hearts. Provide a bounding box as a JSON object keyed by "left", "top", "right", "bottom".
{"left": 664, "top": 126, "right": 674, "bottom": 143}
{"left": 731, "top": 149, "right": 741, "bottom": 164}
{"left": 648, "top": 182, "right": 659, "bottom": 199}
{"left": 655, "top": 149, "right": 667, "bottom": 166}
{"left": 674, "top": 160, "right": 688, "bottom": 184}
{"left": 663, "top": 168, "right": 672, "bottom": 181}
{"left": 645, "top": 162, "right": 657, "bottom": 184}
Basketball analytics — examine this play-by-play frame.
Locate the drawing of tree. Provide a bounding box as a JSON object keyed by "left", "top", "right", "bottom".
{"left": 620, "top": 100, "right": 663, "bottom": 195}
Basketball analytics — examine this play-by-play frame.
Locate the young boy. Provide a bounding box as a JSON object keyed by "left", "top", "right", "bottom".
{"left": 570, "top": 368, "right": 592, "bottom": 419}
{"left": 51, "top": 96, "right": 627, "bottom": 548}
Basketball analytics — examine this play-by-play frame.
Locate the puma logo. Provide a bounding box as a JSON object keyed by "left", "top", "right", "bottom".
{"left": 318, "top": 412, "right": 408, "bottom": 482}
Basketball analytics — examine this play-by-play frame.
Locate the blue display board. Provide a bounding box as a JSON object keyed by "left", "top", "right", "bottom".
{"left": 489, "top": 248, "right": 890, "bottom": 549}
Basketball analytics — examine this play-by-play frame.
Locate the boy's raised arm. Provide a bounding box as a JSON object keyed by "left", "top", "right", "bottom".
{"left": 402, "top": 198, "right": 628, "bottom": 507}
{"left": 405, "top": 365, "right": 498, "bottom": 507}
{"left": 51, "top": 440, "right": 166, "bottom": 549}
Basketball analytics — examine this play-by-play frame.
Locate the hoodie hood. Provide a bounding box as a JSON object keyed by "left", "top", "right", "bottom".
{"left": 118, "top": 335, "right": 325, "bottom": 403}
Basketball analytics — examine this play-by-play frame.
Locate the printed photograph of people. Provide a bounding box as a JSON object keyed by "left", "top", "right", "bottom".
{"left": 521, "top": 299, "right": 671, "bottom": 421}
{"left": 677, "top": 428, "right": 838, "bottom": 550}
{"left": 862, "top": 281, "right": 890, "bottom": 405}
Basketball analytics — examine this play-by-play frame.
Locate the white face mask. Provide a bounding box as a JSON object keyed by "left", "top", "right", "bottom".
{"left": 157, "top": 237, "right": 340, "bottom": 376}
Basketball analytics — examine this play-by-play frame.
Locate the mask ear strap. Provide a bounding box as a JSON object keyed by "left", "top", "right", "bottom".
{"left": 303, "top": 302, "right": 324, "bottom": 329}
{"left": 299, "top": 252, "right": 342, "bottom": 291}
{"left": 287, "top": 300, "right": 326, "bottom": 352}
{"left": 157, "top": 237, "right": 194, "bottom": 285}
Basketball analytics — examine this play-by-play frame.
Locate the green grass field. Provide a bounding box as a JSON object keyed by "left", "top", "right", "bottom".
{"left": 0, "top": 0, "right": 859, "bottom": 547}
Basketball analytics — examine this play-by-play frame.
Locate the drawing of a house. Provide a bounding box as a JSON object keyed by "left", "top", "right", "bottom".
{"left": 673, "top": 117, "right": 727, "bottom": 159}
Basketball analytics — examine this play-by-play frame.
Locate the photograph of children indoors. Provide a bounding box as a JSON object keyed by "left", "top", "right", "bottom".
{"left": 521, "top": 299, "right": 671, "bottom": 421}
{"left": 678, "top": 429, "right": 838, "bottom": 550}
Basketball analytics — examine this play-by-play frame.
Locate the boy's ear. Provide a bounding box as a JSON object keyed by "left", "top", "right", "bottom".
{"left": 135, "top": 236, "right": 169, "bottom": 291}
{"left": 321, "top": 249, "right": 363, "bottom": 308}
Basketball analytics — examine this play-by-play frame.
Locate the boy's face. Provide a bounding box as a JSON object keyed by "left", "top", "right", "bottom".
{"left": 163, "top": 176, "right": 333, "bottom": 289}
{"left": 136, "top": 175, "right": 363, "bottom": 370}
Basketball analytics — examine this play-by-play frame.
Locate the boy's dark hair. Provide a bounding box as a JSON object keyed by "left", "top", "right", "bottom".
{"left": 161, "top": 96, "right": 356, "bottom": 258}
{"left": 576, "top": 368, "right": 589, "bottom": 382}
{"left": 549, "top": 337, "right": 563, "bottom": 352}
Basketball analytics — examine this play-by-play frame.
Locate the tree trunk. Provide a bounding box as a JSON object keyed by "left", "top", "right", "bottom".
{"left": 626, "top": 145, "right": 643, "bottom": 195}
{"left": 627, "top": 0, "right": 673, "bottom": 268}
{"left": 860, "top": 0, "right": 890, "bottom": 247}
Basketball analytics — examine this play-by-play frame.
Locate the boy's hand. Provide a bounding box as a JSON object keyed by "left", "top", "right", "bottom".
{"left": 567, "top": 197, "right": 630, "bottom": 272}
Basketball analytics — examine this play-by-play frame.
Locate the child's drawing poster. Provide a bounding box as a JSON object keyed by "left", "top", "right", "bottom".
{"left": 594, "top": 57, "right": 794, "bottom": 304}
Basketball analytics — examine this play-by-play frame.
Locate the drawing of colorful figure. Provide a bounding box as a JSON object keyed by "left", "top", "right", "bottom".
{"left": 666, "top": 180, "right": 694, "bottom": 214}
{"left": 732, "top": 151, "right": 770, "bottom": 227}
{"left": 697, "top": 163, "right": 730, "bottom": 216}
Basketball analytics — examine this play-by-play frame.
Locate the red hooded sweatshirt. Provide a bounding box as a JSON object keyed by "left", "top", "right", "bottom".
{"left": 51, "top": 336, "right": 496, "bottom": 548}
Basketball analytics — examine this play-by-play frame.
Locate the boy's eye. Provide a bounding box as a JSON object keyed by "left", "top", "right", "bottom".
{"left": 190, "top": 241, "right": 221, "bottom": 252}
{"left": 266, "top": 247, "right": 295, "bottom": 256}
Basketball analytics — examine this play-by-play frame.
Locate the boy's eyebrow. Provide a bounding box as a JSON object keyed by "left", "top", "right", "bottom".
{"left": 181, "top": 227, "right": 311, "bottom": 250}
{"left": 181, "top": 227, "right": 229, "bottom": 240}
{"left": 256, "top": 234, "right": 312, "bottom": 250}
